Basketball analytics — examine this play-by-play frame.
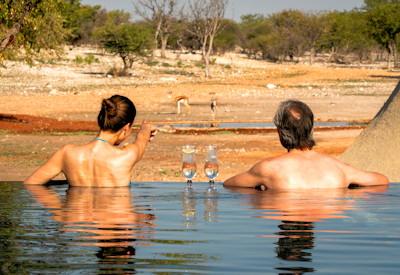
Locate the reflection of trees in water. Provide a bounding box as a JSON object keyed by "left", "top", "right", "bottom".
{"left": 0, "top": 184, "right": 28, "bottom": 273}
{"left": 275, "top": 220, "right": 315, "bottom": 274}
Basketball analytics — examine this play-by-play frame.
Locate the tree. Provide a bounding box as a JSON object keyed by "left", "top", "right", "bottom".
{"left": 133, "top": 0, "right": 181, "bottom": 58}
{"left": 187, "top": 0, "right": 227, "bottom": 78}
{"left": 364, "top": 0, "right": 400, "bottom": 9}
{"left": 0, "top": 0, "right": 66, "bottom": 63}
{"left": 213, "top": 19, "right": 240, "bottom": 54}
{"left": 239, "top": 14, "right": 269, "bottom": 59}
{"left": 269, "top": 10, "right": 310, "bottom": 61}
{"left": 367, "top": 3, "right": 400, "bottom": 68}
{"left": 98, "top": 23, "right": 153, "bottom": 74}
{"left": 61, "top": 0, "right": 102, "bottom": 45}
{"left": 302, "top": 13, "right": 324, "bottom": 64}
{"left": 319, "top": 11, "right": 376, "bottom": 64}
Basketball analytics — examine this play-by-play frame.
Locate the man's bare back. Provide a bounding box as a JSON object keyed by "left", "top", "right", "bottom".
{"left": 224, "top": 100, "right": 389, "bottom": 190}
{"left": 224, "top": 149, "right": 388, "bottom": 190}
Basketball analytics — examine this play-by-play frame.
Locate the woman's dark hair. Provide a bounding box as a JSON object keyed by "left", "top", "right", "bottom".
{"left": 273, "top": 100, "right": 315, "bottom": 151}
{"left": 97, "top": 95, "right": 136, "bottom": 132}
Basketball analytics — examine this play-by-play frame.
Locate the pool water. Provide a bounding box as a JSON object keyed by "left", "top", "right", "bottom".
{"left": 0, "top": 182, "right": 399, "bottom": 274}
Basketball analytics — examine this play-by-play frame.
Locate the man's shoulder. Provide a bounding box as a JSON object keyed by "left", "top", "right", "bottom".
{"left": 252, "top": 156, "right": 281, "bottom": 175}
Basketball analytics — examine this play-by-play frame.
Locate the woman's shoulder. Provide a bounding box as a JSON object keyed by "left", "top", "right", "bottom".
{"left": 59, "top": 144, "right": 83, "bottom": 157}
{"left": 61, "top": 144, "right": 78, "bottom": 152}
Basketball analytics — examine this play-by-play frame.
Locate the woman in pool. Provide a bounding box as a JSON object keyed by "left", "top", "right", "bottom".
{"left": 24, "top": 94, "right": 155, "bottom": 187}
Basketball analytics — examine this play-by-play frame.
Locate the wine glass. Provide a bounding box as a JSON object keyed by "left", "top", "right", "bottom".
{"left": 204, "top": 145, "right": 219, "bottom": 191}
{"left": 182, "top": 145, "right": 197, "bottom": 189}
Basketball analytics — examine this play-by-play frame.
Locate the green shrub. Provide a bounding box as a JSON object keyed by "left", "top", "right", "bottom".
{"left": 145, "top": 60, "right": 159, "bottom": 66}
{"left": 74, "top": 54, "right": 99, "bottom": 65}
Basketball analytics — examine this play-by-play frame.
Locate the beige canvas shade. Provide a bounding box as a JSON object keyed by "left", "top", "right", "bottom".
{"left": 341, "top": 80, "right": 400, "bottom": 182}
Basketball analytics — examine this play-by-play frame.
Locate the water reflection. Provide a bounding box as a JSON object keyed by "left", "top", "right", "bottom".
{"left": 181, "top": 187, "right": 219, "bottom": 226}
{"left": 227, "top": 186, "right": 388, "bottom": 274}
{"left": 182, "top": 187, "right": 197, "bottom": 228}
{"left": 25, "top": 185, "right": 154, "bottom": 273}
{"left": 204, "top": 189, "right": 218, "bottom": 222}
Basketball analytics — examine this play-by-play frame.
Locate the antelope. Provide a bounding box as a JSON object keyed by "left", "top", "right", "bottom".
{"left": 210, "top": 97, "right": 217, "bottom": 115}
{"left": 175, "top": 95, "right": 191, "bottom": 115}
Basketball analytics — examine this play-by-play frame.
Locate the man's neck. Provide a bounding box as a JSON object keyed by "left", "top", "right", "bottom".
{"left": 288, "top": 148, "right": 312, "bottom": 153}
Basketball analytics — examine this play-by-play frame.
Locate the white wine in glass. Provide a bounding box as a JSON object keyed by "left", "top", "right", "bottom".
{"left": 204, "top": 145, "right": 219, "bottom": 191}
{"left": 182, "top": 145, "right": 197, "bottom": 188}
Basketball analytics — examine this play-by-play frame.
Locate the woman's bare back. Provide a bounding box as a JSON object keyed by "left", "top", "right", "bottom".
{"left": 63, "top": 142, "right": 137, "bottom": 187}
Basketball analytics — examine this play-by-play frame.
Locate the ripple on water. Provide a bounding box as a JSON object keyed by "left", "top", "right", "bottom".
{"left": 0, "top": 182, "right": 399, "bottom": 274}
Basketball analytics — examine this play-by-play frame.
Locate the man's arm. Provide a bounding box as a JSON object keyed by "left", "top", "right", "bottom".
{"left": 24, "top": 146, "right": 66, "bottom": 185}
{"left": 224, "top": 163, "right": 270, "bottom": 189}
{"left": 339, "top": 162, "right": 389, "bottom": 187}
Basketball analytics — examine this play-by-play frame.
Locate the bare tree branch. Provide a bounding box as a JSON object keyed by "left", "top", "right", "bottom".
{"left": 133, "top": 0, "right": 181, "bottom": 58}
{"left": 187, "top": 0, "right": 227, "bottom": 77}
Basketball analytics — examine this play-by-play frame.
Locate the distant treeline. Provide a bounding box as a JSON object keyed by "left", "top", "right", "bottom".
{"left": 1, "top": 0, "right": 399, "bottom": 70}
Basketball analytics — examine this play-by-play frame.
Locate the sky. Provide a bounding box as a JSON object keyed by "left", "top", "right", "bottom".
{"left": 81, "top": 0, "right": 365, "bottom": 21}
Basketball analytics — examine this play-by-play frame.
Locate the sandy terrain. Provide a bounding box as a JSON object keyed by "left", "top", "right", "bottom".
{"left": 0, "top": 47, "right": 398, "bottom": 182}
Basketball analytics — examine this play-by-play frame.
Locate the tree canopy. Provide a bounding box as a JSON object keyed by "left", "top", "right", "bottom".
{"left": 0, "top": 0, "right": 66, "bottom": 62}
{"left": 0, "top": 0, "right": 399, "bottom": 69}
{"left": 98, "top": 22, "right": 153, "bottom": 73}
{"left": 364, "top": 0, "right": 400, "bottom": 9}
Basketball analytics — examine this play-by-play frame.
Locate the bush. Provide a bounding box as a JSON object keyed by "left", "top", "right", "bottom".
{"left": 74, "top": 54, "right": 99, "bottom": 65}
{"left": 161, "top": 62, "right": 171, "bottom": 67}
{"left": 106, "top": 66, "right": 131, "bottom": 77}
{"left": 145, "top": 60, "right": 159, "bottom": 66}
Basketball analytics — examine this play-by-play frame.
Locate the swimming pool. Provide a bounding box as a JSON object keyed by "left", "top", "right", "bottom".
{"left": 1, "top": 182, "right": 399, "bottom": 274}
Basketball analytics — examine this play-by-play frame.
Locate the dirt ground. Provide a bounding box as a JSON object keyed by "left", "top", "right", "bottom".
{"left": 0, "top": 47, "right": 398, "bottom": 182}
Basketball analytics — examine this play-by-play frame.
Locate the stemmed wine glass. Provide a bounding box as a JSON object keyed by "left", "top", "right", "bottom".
{"left": 182, "top": 145, "right": 197, "bottom": 189}
{"left": 204, "top": 145, "right": 219, "bottom": 191}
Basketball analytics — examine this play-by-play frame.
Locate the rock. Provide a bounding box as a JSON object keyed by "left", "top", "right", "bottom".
{"left": 341, "top": 82, "right": 400, "bottom": 182}
{"left": 266, "top": 83, "right": 277, "bottom": 89}
{"left": 160, "top": 77, "right": 177, "bottom": 82}
{"left": 158, "top": 125, "right": 176, "bottom": 133}
{"left": 49, "top": 89, "right": 58, "bottom": 95}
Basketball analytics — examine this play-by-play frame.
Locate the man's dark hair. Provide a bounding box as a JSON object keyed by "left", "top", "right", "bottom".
{"left": 273, "top": 100, "right": 316, "bottom": 151}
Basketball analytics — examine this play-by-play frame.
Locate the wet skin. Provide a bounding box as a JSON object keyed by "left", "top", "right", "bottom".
{"left": 24, "top": 121, "right": 156, "bottom": 187}
{"left": 224, "top": 149, "right": 389, "bottom": 190}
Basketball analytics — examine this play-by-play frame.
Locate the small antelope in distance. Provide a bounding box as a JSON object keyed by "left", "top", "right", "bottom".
{"left": 210, "top": 97, "right": 217, "bottom": 116}
{"left": 175, "top": 95, "right": 191, "bottom": 115}
{"left": 166, "top": 91, "right": 191, "bottom": 115}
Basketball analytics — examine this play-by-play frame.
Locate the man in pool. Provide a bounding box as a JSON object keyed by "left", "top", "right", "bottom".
{"left": 24, "top": 95, "right": 156, "bottom": 187}
{"left": 224, "top": 100, "right": 389, "bottom": 190}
